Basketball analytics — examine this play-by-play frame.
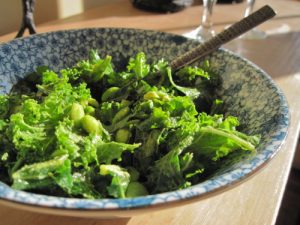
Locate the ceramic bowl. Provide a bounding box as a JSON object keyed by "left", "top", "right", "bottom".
{"left": 0, "top": 28, "right": 289, "bottom": 218}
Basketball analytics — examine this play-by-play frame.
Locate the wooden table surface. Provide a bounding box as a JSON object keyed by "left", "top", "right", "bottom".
{"left": 1, "top": 0, "right": 300, "bottom": 224}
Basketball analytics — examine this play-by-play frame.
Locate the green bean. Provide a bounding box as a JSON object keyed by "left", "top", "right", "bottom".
{"left": 158, "top": 92, "right": 171, "bottom": 101}
{"left": 112, "top": 106, "right": 130, "bottom": 124}
{"left": 70, "top": 103, "right": 85, "bottom": 122}
{"left": 101, "top": 87, "right": 120, "bottom": 102}
{"left": 126, "top": 182, "right": 148, "bottom": 198}
{"left": 115, "top": 128, "right": 131, "bottom": 143}
{"left": 81, "top": 115, "right": 102, "bottom": 135}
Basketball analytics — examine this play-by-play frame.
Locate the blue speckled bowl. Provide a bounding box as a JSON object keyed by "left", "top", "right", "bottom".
{"left": 0, "top": 28, "right": 289, "bottom": 218}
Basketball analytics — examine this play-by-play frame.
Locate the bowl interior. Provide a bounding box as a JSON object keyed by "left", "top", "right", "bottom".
{"left": 0, "top": 28, "right": 289, "bottom": 211}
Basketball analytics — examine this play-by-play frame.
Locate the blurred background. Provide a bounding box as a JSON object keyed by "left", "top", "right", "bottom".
{"left": 0, "top": 0, "right": 121, "bottom": 36}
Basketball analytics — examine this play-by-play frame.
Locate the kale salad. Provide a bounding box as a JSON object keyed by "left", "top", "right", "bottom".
{"left": 0, "top": 50, "right": 260, "bottom": 199}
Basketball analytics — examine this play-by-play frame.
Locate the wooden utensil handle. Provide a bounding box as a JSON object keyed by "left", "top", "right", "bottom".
{"left": 170, "top": 5, "right": 276, "bottom": 70}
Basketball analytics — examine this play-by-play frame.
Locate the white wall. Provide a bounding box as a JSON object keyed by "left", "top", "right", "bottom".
{"left": 0, "top": 0, "right": 120, "bottom": 36}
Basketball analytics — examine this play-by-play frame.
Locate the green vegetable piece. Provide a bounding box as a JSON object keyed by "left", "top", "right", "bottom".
{"left": 137, "top": 107, "right": 172, "bottom": 130}
{"left": 136, "top": 129, "right": 162, "bottom": 164}
{"left": 78, "top": 134, "right": 101, "bottom": 169}
{"left": 70, "top": 172, "right": 102, "bottom": 199}
{"left": 9, "top": 113, "right": 48, "bottom": 153}
{"left": 88, "top": 98, "right": 99, "bottom": 107}
{"left": 188, "top": 113, "right": 259, "bottom": 161}
{"left": 92, "top": 55, "right": 113, "bottom": 82}
{"left": 52, "top": 118, "right": 82, "bottom": 159}
{"left": 97, "top": 142, "right": 141, "bottom": 164}
{"left": 127, "top": 52, "right": 150, "bottom": 78}
{"left": 126, "top": 182, "right": 148, "bottom": 198}
{"left": 157, "top": 91, "right": 171, "bottom": 101}
{"left": 89, "top": 49, "right": 101, "bottom": 64}
{"left": 176, "top": 65, "right": 210, "bottom": 81}
{"left": 98, "top": 101, "right": 124, "bottom": 124}
{"left": 143, "top": 91, "right": 160, "bottom": 100}
{"left": 147, "top": 134, "right": 194, "bottom": 193}
{"left": 85, "top": 105, "right": 95, "bottom": 116}
{"left": 101, "top": 87, "right": 120, "bottom": 102}
{"left": 12, "top": 155, "right": 72, "bottom": 191}
{"left": 70, "top": 103, "right": 85, "bottom": 122}
{"left": 99, "top": 164, "right": 130, "bottom": 198}
{"left": 126, "top": 166, "right": 140, "bottom": 182}
{"left": 41, "top": 70, "right": 60, "bottom": 85}
{"left": 112, "top": 106, "right": 130, "bottom": 124}
{"left": 115, "top": 128, "right": 131, "bottom": 143}
{"left": 185, "top": 168, "right": 204, "bottom": 179}
{"left": 180, "top": 152, "right": 194, "bottom": 172}
{"left": 1, "top": 152, "right": 8, "bottom": 161}
{"left": 166, "top": 67, "right": 200, "bottom": 99}
{"left": 138, "top": 100, "right": 153, "bottom": 114}
{"left": 81, "top": 115, "right": 102, "bottom": 135}
{"left": 194, "top": 126, "right": 256, "bottom": 160}
{"left": 80, "top": 99, "right": 89, "bottom": 107}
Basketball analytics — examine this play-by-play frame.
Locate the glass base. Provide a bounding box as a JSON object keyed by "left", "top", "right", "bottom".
{"left": 195, "top": 26, "right": 215, "bottom": 42}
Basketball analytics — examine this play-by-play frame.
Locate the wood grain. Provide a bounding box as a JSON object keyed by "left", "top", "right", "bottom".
{"left": 1, "top": 0, "right": 300, "bottom": 224}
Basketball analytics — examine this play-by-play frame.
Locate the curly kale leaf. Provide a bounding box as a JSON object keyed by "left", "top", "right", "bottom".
{"left": 99, "top": 164, "right": 130, "bottom": 198}
{"left": 188, "top": 113, "right": 260, "bottom": 161}
{"left": 97, "top": 142, "right": 141, "bottom": 164}
{"left": 166, "top": 67, "right": 200, "bottom": 99}
{"left": 12, "top": 155, "right": 72, "bottom": 191}
{"left": 8, "top": 113, "right": 49, "bottom": 156}
{"left": 127, "top": 52, "right": 150, "bottom": 78}
{"left": 52, "top": 118, "right": 83, "bottom": 160}
{"left": 147, "top": 134, "right": 195, "bottom": 193}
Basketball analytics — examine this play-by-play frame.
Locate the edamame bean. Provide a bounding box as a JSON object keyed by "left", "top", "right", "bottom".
{"left": 81, "top": 115, "right": 102, "bottom": 135}
{"left": 143, "top": 91, "right": 160, "bottom": 100}
{"left": 88, "top": 98, "right": 99, "bottom": 107}
{"left": 115, "top": 128, "right": 131, "bottom": 143}
{"left": 85, "top": 105, "right": 95, "bottom": 116}
{"left": 70, "top": 103, "right": 85, "bottom": 122}
{"left": 158, "top": 92, "right": 171, "bottom": 101}
{"left": 161, "top": 95, "right": 171, "bottom": 101}
{"left": 80, "top": 99, "right": 88, "bottom": 106}
{"left": 112, "top": 106, "right": 130, "bottom": 124}
{"left": 126, "top": 182, "right": 148, "bottom": 198}
{"left": 101, "top": 87, "right": 120, "bottom": 102}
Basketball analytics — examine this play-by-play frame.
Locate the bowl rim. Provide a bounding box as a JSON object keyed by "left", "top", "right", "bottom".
{"left": 0, "top": 27, "right": 290, "bottom": 212}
